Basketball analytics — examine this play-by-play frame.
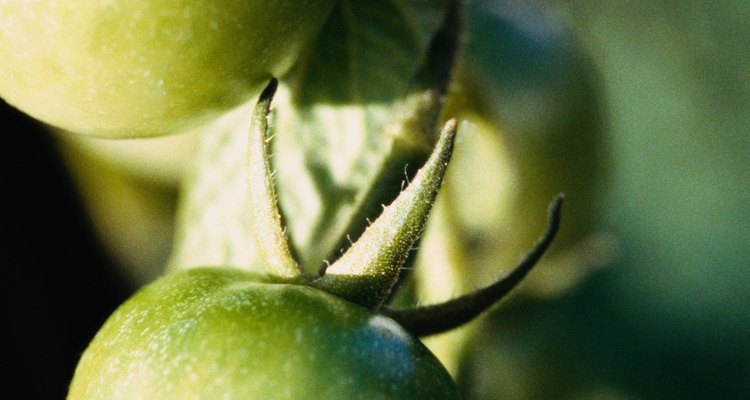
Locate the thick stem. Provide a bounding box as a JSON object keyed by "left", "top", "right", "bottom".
{"left": 382, "top": 195, "right": 564, "bottom": 337}
{"left": 247, "top": 79, "right": 303, "bottom": 281}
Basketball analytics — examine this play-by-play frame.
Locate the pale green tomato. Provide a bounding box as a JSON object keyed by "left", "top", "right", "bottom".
{"left": 438, "top": 1, "right": 606, "bottom": 297}
{"left": 0, "top": 1, "right": 334, "bottom": 137}
{"left": 68, "top": 268, "right": 461, "bottom": 400}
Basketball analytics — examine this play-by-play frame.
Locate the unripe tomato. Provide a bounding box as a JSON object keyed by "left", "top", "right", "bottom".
{"left": 67, "top": 268, "right": 461, "bottom": 399}
{"left": 437, "top": 0, "right": 606, "bottom": 296}
{"left": 0, "top": 1, "right": 335, "bottom": 137}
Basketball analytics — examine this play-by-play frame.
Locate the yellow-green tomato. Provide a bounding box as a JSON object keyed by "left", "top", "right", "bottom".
{"left": 0, "top": 1, "right": 335, "bottom": 137}
{"left": 68, "top": 268, "right": 460, "bottom": 399}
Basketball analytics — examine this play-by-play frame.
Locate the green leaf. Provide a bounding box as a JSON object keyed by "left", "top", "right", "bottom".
{"left": 169, "top": 102, "right": 262, "bottom": 272}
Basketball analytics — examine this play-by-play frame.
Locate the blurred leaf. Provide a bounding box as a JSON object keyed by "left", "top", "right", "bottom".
{"left": 168, "top": 103, "right": 261, "bottom": 271}
{"left": 57, "top": 133, "right": 180, "bottom": 285}
{"left": 58, "top": 129, "right": 198, "bottom": 187}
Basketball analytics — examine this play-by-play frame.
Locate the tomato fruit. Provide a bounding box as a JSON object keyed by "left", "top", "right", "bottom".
{"left": 436, "top": 1, "right": 605, "bottom": 296}
{"left": 0, "top": 1, "right": 335, "bottom": 137}
{"left": 67, "top": 267, "right": 461, "bottom": 400}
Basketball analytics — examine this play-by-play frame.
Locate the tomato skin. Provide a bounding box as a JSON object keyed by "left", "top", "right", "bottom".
{"left": 67, "top": 267, "right": 461, "bottom": 400}
{"left": 0, "top": 1, "right": 335, "bottom": 137}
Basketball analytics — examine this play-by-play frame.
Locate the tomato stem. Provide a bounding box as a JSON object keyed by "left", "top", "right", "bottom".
{"left": 382, "top": 195, "right": 564, "bottom": 337}
{"left": 247, "top": 78, "right": 304, "bottom": 282}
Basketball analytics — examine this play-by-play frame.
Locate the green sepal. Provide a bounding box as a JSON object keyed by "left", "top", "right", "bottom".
{"left": 313, "top": 120, "right": 458, "bottom": 309}
{"left": 246, "top": 79, "right": 303, "bottom": 282}
{"left": 383, "top": 195, "right": 565, "bottom": 336}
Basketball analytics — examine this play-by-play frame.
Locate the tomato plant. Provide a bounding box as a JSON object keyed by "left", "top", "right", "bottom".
{"left": 67, "top": 80, "right": 563, "bottom": 399}
{"left": 0, "top": 0, "right": 335, "bottom": 137}
{"left": 0, "top": 1, "right": 574, "bottom": 398}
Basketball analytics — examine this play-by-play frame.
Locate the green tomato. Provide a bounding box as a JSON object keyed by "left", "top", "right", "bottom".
{"left": 0, "top": 1, "right": 335, "bottom": 137}
{"left": 438, "top": 1, "right": 606, "bottom": 296}
{"left": 67, "top": 267, "right": 461, "bottom": 400}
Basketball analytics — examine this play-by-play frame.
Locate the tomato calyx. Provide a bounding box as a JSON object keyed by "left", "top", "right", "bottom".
{"left": 248, "top": 77, "right": 563, "bottom": 337}
{"left": 248, "top": 78, "right": 460, "bottom": 297}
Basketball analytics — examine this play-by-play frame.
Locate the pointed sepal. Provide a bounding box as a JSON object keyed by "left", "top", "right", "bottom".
{"left": 382, "top": 195, "right": 565, "bottom": 336}
{"left": 313, "top": 120, "right": 459, "bottom": 308}
{"left": 247, "top": 79, "right": 303, "bottom": 282}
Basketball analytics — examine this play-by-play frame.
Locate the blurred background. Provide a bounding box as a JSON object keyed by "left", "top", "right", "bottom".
{"left": 453, "top": 1, "right": 749, "bottom": 399}
{"left": 1, "top": 0, "right": 748, "bottom": 399}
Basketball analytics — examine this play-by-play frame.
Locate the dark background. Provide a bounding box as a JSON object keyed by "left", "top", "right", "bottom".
{"left": 0, "top": 103, "right": 131, "bottom": 399}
